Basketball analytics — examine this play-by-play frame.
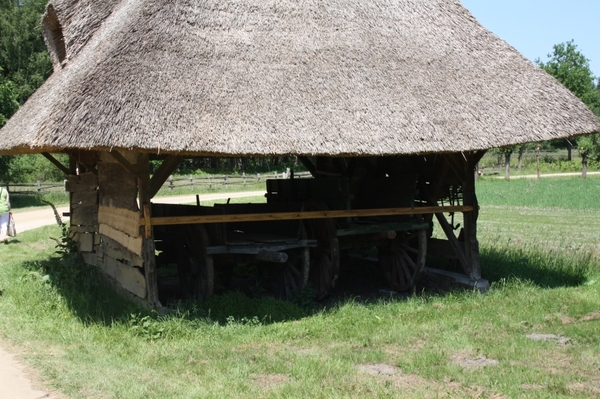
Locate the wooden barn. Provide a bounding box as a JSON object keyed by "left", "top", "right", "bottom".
{"left": 1, "top": 0, "right": 599, "bottom": 308}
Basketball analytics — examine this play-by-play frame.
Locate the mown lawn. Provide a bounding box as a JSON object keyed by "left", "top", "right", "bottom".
{"left": 0, "top": 177, "right": 599, "bottom": 398}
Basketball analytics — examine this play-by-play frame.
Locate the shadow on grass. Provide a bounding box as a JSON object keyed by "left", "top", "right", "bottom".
{"left": 19, "top": 240, "right": 593, "bottom": 329}
{"left": 480, "top": 246, "right": 591, "bottom": 288}
{"left": 21, "top": 253, "right": 313, "bottom": 327}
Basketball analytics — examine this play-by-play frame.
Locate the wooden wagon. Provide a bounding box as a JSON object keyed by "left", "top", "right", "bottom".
{"left": 148, "top": 156, "right": 474, "bottom": 302}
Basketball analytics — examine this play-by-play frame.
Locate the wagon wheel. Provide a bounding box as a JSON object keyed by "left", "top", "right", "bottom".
{"left": 268, "top": 245, "right": 310, "bottom": 300}
{"left": 379, "top": 228, "right": 427, "bottom": 292}
{"left": 303, "top": 199, "right": 340, "bottom": 300}
{"left": 176, "top": 224, "right": 214, "bottom": 301}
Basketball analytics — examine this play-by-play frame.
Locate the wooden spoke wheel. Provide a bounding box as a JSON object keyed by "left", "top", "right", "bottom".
{"left": 379, "top": 228, "right": 427, "bottom": 292}
{"left": 267, "top": 247, "right": 310, "bottom": 300}
{"left": 175, "top": 224, "right": 214, "bottom": 301}
{"left": 303, "top": 199, "right": 340, "bottom": 300}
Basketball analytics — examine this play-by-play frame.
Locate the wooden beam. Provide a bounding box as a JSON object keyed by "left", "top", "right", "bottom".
{"left": 422, "top": 188, "right": 471, "bottom": 274}
{"left": 42, "top": 152, "right": 70, "bottom": 175}
{"left": 149, "top": 155, "right": 182, "bottom": 198}
{"left": 107, "top": 150, "right": 140, "bottom": 179}
{"left": 298, "top": 156, "right": 317, "bottom": 177}
{"left": 140, "top": 205, "right": 474, "bottom": 227}
{"left": 462, "top": 157, "right": 482, "bottom": 280}
{"left": 137, "top": 153, "right": 161, "bottom": 308}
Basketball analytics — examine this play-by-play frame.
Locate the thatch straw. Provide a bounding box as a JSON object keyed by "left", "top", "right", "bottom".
{"left": 1, "top": 0, "right": 598, "bottom": 156}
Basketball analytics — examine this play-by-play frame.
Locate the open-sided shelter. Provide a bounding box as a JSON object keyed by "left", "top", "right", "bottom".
{"left": 1, "top": 0, "right": 599, "bottom": 307}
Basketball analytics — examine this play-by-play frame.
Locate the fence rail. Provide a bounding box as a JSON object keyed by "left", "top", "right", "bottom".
{"left": 4, "top": 170, "right": 313, "bottom": 195}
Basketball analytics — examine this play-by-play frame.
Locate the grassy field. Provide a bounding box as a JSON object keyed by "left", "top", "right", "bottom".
{"left": 0, "top": 177, "right": 599, "bottom": 398}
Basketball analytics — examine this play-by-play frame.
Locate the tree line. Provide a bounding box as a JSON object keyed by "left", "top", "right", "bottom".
{"left": 1, "top": 1, "right": 599, "bottom": 183}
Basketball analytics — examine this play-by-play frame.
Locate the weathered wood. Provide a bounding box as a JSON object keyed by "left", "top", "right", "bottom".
{"left": 73, "top": 232, "right": 94, "bottom": 252}
{"left": 462, "top": 153, "right": 482, "bottom": 280}
{"left": 98, "top": 154, "right": 138, "bottom": 211}
{"left": 149, "top": 155, "right": 183, "bottom": 198}
{"left": 100, "top": 235, "right": 144, "bottom": 268}
{"left": 421, "top": 267, "right": 489, "bottom": 293}
{"left": 298, "top": 156, "right": 317, "bottom": 177}
{"left": 69, "top": 225, "right": 99, "bottom": 234}
{"left": 102, "top": 256, "right": 147, "bottom": 299}
{"left": 71, "top": 190, "right": 98, "bottom": 207}
{"left": 98, "top": 205, "right": 140, "bottom": 238}
{"left": 138, "top": 153, "right": 161, "bottom": 308}
{"left": 99, "top": 223, "right": 143, "bottom": 256}
{"left": 141, "top": 205, "right": 474, "bottom": 228}
{"left": 81, "top": 251, "right": 103, "bottom": 268}
{"left": 70, "top": 206, "right": 98, "bottom": 226}
{"left": 106, "top": 150, "right": 141, "bottom": 179}
{"left": 42, "top": 152, "right": 70, "bottom": 175}
{"left": 65, "top": 172, "right": 98, "bottom": 192}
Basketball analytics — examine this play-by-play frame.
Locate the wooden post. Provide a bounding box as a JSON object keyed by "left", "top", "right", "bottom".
{"left": 138, "top": 153, "right": 161, "bottom": 309}
{"left": 462, "top": 153, "right": 482, "bottom": 280}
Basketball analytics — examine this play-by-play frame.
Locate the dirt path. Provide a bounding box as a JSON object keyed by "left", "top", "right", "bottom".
{"left": 0, "top": 190, "right": 264, "bottom": 399}
{"left": 11, "top": 190, "right": 266, "bottom": 233}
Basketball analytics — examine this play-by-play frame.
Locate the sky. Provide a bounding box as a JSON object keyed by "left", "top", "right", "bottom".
{"left": 460, "top": 0, "right": 600, "bottom": 80}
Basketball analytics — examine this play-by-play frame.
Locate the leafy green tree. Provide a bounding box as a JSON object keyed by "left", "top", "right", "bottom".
{"left": 0, "top": 0, "right": 52, "bottom": 103}
{"left": 537, "top": 40, "right": 600, "bottom": 115}
{"left": 536, "top": 41, "right": 600, "bottom": 172}
{"left": 0, "top": 68, "right": 19, "bottom": 183}
{"left": 0, "top": 67, "right": 19, "bottom": 126}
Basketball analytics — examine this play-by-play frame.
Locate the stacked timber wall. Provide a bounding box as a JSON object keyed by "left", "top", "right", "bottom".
{"left": 67, "top": 151, "right": 148, "bottom": 302}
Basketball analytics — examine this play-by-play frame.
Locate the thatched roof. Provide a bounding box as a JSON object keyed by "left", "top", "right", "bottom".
{"left": 0, "top": 0, "right": 598, "bottom": 156}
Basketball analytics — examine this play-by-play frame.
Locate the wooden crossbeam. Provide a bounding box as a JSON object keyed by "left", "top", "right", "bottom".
{"left": 149, "top": 155, "right": 182, "bottom": 198}
{"left": 140, "top": 205, "right": 474, "bottom": 228}
{"left": 42, "top": 152, "right": 70, "bottom": 175}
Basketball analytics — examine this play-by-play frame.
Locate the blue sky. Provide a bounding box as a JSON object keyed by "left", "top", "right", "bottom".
{"left": 461, "top": 0, "right": 600, "bottom": 80}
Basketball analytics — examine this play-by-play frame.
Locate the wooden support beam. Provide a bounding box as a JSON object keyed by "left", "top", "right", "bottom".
{"left": 462, "top": 156, "right": 482, "bottom": 280}
{"left": 421, "top": 188, "right": 471, "bottom": 274}
{"left": 140, "top": 205, "right": 474, "bottom": 228}
{"left": 42, "top": 152, "right": 70, "bottom": 175}
{"left": 107, "top": 150, "right": 140, "bottom": 179}
{"left": 149, "top": 155, "right": 182, "bottom": 198}
{"left": 442, "top": 153, "right": 465, "bottom": 182}
{"left": 298, "top": 156, "right": 317, "bottom": 177}
{"left": 137, "top": 153, "right": 161, "bottom": 309}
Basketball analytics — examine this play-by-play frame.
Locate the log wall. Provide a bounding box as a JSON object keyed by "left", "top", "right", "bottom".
{"left": 68, "top": 151, "right": 148, "bottom": 302}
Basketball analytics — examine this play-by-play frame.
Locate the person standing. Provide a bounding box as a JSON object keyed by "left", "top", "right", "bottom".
{"left": 0, "top": 185, "right": 10, "bottom": 243}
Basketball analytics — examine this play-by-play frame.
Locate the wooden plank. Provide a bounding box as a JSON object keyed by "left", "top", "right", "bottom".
{"left": 141, "top": 205, "right": 474, "bottom": 226}
{"left": 138, "top": 153, "right": 161, "bottom": 307}
{"left": 69, "top": 225, "right": 99, "bottom": 234}
{"left": 81, "top": 251, "right": 103, "bottom": 268}
{"left": 107, "top": 150, "right": 141, "bottom": 180}
{"left": 98, "top": 205, "right": 141, "bottom": 238}
{"left": 98, "top": 161, "right": 138, "bottom": 210}
{"left": 99, "top": 150, "right": 137, "bottom": 164}
{"left": 74, "top": 232, "right": 94, "bottom": 252}
{"left": 42, "top": 152, "right": 70, "bottom": 175}
{"left": 70, "top": 206, "right": 98, "bottom": 226}
{"left": 100, "top": 235, "right": 144, "bottom": 268}
{"left": 99, "top": 223, "right": 143, "bottom": 256}
{"left": 149, "top": 155, "right": 182, "bottom": 198}
{"left": 421, "top": 267, "right": 489, "bottom": 293}
{"left": 65, "top": 172, "right": 98, "bottom": 192}
{"left": 102, "top": 256, "right": 147, "bottom": 299}
{"left": 72, "top": 191, "right": 98, "bottom": 208}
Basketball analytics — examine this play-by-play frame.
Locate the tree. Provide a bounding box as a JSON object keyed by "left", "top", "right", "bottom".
{"left": 0, "top": 0, "right": 52, "bottom": 103}
{"left": 537, "top": 41, "right": 600, "bottom": 175}
{"left": 0, "top": 68, "right": 19, "bottom": 126}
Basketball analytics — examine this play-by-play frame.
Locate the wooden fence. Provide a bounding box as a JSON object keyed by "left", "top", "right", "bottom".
{"left": 4, "top": 170, "right": 312, "bottom": 195}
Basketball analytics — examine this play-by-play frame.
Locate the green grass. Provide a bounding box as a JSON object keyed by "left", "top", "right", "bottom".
{"left": 476, "top": 175, "right": 600, "bottom": 210}
{"left": 0, "top": 181, "right": 599, "bottom": 398}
